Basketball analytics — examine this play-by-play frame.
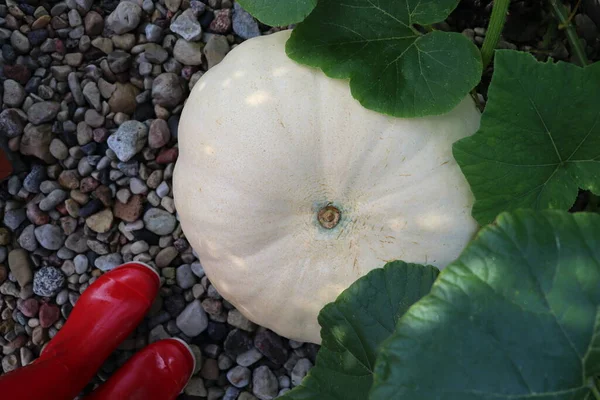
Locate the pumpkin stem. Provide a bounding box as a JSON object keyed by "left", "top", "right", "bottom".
{"left": 318, "top": 205, "right": 341, "bottom": 229}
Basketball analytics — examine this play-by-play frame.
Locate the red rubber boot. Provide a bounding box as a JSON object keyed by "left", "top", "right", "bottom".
{"left": 0, "top": 262, "right": 160, "bottom": 400}
{"left": 86, "top": 338, "right": 195, "bottom": 400}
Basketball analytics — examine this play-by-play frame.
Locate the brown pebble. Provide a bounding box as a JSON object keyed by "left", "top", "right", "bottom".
{"left": 58, "top": 170, "right": 80, "bottom": 189}
{"left": 149, "top": 119, "right": 171, "bottom": 149}
{"left": 31, "top": 326, "right": 48, "bottom": 346}
{"left": 64, "top": 199, "right": 80, "bottom": 218}
{"left": 26, "top": 202, "right": 49, "bottom": 225}
{"left": 94, "top": 185, "right": 113, "bottom": 207}
{"left": 0, "top": 228, "right": 11, "bottom": 245}
{"left": 0, "top": 265, "right": 7, "bottom": 284}
{"left": 0, "top": 319, "right": 15, "bottom": 335}
{"left": 113, "top": 194, "right": 143, "bottom": 222}
{"left": 79, "top": 176, "right": 100, "bottom": 193}
{"left": 84, "top": 11, "right": 104, "bottom": 36}
{"left": 31, "top": 15, "right": 51, "bottom": 30}
{"left": 86, "top": 208, "right": 114, "bottom": 233}
{"left": 60, "top": 216, "right": 78, "bottom": 235}
{"left": 201, "top": 358, "right": 220, "bottom": 380}
{"left": 70, "top": 190, "right": 89, "bottom": 205}
{"left": 202, "top": 298, "right": 222, "bottom": 315}
{"left": 3, "top": 64, "right": 31, "bottom": 85}
{"left": 20, "top": 124, "right": 55, "bottom": 163}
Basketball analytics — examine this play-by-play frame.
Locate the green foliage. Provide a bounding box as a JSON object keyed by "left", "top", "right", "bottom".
{"left": 283, "top": 211, "right": 600, "bottom": 399}
{"left": 236, "top": 0, "right": 317, "bottom": 26}
{"left": 280, "top": 261, "right": 439, "bottom": 400}
{"left": 285, "top": 0, "right": 482, "bottom": 117}
{"left": 454, "top": 51, "right": 600, "bottom": 225}
{"left": 372, "top": 210, "right": 600, "bottom": 399}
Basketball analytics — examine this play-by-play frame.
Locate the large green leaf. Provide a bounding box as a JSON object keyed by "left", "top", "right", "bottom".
{"left": 236, "top": 0, "right": 317, "bottom": 26}
{"left": 453, "top": 51, "right": 600, "bottom": 225}
{"left": 371, "top": 210, "right": 600, "bottom": 400}
{"left": 280, "top": 261, "right": 439, "bottom": 400}
{"left": 286, "top": 0, "right": 482, "bottom": 118}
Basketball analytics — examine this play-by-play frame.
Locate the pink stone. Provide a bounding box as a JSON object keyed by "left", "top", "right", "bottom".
{"left": 39, "top": 303, "right": 60, "bottom": 328}
{"left": 210, "top": 9, "right": 232, "bottom": 34}
{"left": 156, "top": 147, "right": 178, "bottom": 164}
{"left": 18, "top": 298, "right": 39, "bottom": 318}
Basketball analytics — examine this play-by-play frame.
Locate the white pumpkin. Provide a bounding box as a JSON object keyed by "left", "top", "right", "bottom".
{"left": 174, "top": 30, "right": 480, "bottom": 344}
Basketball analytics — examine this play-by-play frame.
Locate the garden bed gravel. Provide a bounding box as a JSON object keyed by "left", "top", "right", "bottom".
{"left": 0, "top": 0, "right": 598, "bottom": 399}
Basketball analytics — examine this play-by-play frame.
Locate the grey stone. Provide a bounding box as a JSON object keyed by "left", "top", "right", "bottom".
{"left": 2, "top": 354, "right": 20, "bottom": 373}
{"left": 108, "top": 51, "right": 132, "bottom": 74}
{"left": 27, "top": 102, "right": 60, "bottom": 125}
{"left": 144, "top": 43, "right": 169, "bottom": 63}
{"left": 190, "top": 262, "right": 205, "bottom": 278}
{"left": 252, "top": 366, "right": 278, "bottom": 400}
{"left": 232, "top": 3, "right": 260, "bottom": 40}
{"left": 21, "top": 124, "right": 55, "bottom": 163}
{"left": 156, "top": 246, "right": 178, "bottom": 268}
{"left": 173, "top": 38, "right": 204, "bottom": 66}
{"left": 49, "top": 139, "right": 69, "bottom": 160}
{"left": 204, "top": 34, "right": 230, "bottom": 69}
{"left": 34, "top": 225, "right": 65, "bottom": 250}
{"left": 56, "top": 289, "right": 69, "bottom": 306}
{"left": 107, "top": 121, "right": 148, "bottom": 162}
{"left": 65, "top": 231, "right": 89, "bottom": 253}
{"left": 227, "top": 366, "right": 251, "bottom": 388}
{"left": 18, "top": 225, "right": 38, "bottom": 252}
{"left": 8, "top": 249, "right": 33, "bottom": 287}
{"left": 75, "top": 0, "right": 93, "bottom": 13}
{"left": 576, "top": 13, "right": 598, "bottom": 42}
{"left": 156, "top": 181, "right": 169, "bottom": 197}
{"left": 170, "top": 9, "right": 202, "bottom": 41}
{"left": 94, "top": 253, "right": 123, "bottom": 271}
{"left": 106, "top": 2, "right": 142, "bottom": 34}
{"left": 149, "top": 324, "right": 171, "bottom": 343}
{"left": 73, "top": 254, "right": 88, "bottom": 274}
{"left": 33, "top": 267, "right": 65, "bottom": 297}
{"left": 227, "top": 309, "right": 256, "bottom": 332}
{"left": 23, "top": 165, "right": 47, "bottom": 193}
{"left": 184, "top": 377, "right": 207, "bottom": 397}
{"left": 152, "top": 73, "right": 185, "bottom": 108}
{"left": 3, "top": 80, "right": 26, "bottom": 108}
{"left": 0, "top": 281, "right": 20, "bottom": 297}
{"left": 51, "top": 66, "right": 73, "bottom": 81}
{"left": 68, "top": 72, "right": 85, "bottom": 106}
{"left": 0, "top": 109, "right": 25, "bottom": 138}
{"left": 143, "top": 208, "right": 176, "bottom": 235}
{"left": 145, "top": 24, "right": 163, "bottom": 42}
{"left": 4, "top": 208, "right": 26, "bottom": 231}
{"left": 176, "top": 300, "right": 208, "bottom": 337}
{"left": 236, "top": 348, "right": 263, "bottom": 367}
{"left": 176, "top": 264, "right": 195, "bottom": 289}
{"left": 11, "top": 30, "right": 30, "bottom": 53}
{"left": 291, "top": 358, "right": 313, "bottom": 386}
{"left": 82, "top": 82, "right": 101, "bottom": 111}
{"left": 39, "top": 190, "right": 68, "bottom": 211}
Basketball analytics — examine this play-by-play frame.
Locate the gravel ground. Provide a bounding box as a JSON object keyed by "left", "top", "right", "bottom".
{"left": 0, "top": 0, "right": 598, "bottom": 399}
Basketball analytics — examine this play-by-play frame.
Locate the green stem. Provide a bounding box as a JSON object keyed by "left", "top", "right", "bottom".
{"left": 590, "top": 377, "right": 600, "bottom": 400}
{"left": 480, "top": 0, "right": 510, "bottom": 69}
{"left": 549, "top": 0, "right": 589, "bottom": 66}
